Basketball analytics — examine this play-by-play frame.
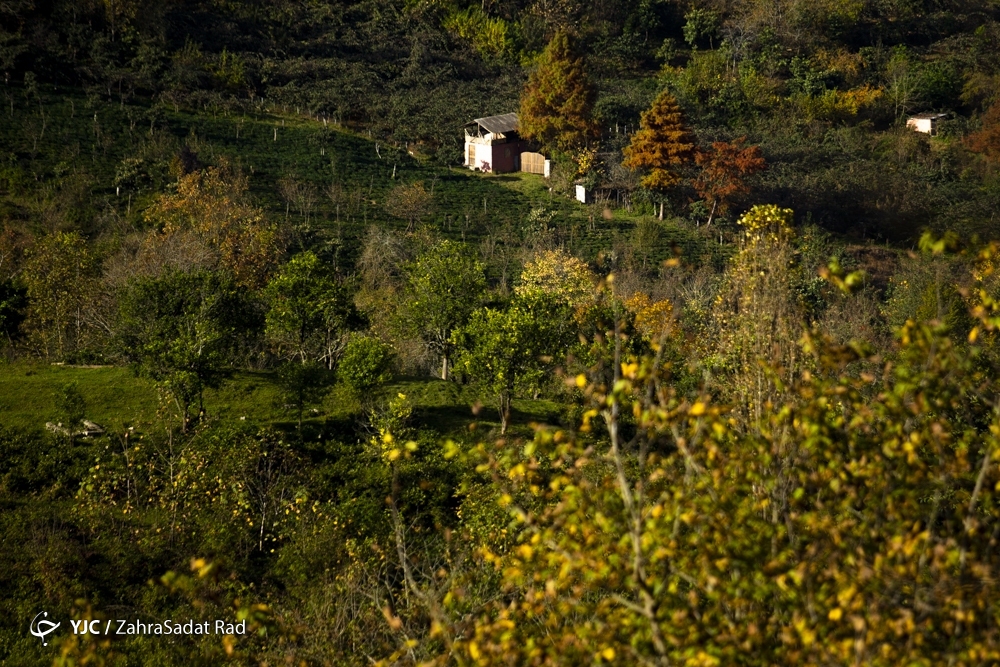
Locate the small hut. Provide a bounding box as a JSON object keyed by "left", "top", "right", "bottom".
{"left": 906, "top": 112, "right": 948, "bottom": 136}
{"left": 464, "top": 113, "right": 544, "bottom": 174}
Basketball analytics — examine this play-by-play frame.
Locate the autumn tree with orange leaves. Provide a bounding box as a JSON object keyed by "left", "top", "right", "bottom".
{"left": 144, "top": 160, "right": 283, "bottom": 289}
{"left": 519, "top": 30, "right": 599, "bottom": 153}
{"left": 623, "top": 90, "right": 697, "bottom": 220}
{"left": 694, "top": 137, "right": 767, "bottom": 226}
{"left": 965, "top": 103, "right": 1000, "bottom": 164}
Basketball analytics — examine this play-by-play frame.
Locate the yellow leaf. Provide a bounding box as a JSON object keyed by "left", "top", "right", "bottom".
{"left": 836, "top": 585, "right": 856, "bottom": 607}
{"left": 690, "top": 402, "right": 706, "bottom": 416}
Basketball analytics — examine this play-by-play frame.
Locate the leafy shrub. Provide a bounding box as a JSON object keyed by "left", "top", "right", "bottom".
{"left": 443, "top": 8, "right": 512, "bottom": 57}
{"left": 338, "top": 336, "right": 395, "bottom": 393}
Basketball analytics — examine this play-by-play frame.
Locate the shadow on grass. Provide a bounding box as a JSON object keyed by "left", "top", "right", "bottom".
{"left": 414, "top": 403, "right": 479, "bottom": 434}
{"left": 392, "top": 403, "right": 559, "bottom": 441}
{"left": 246, "top": 373, "right": 567, "bottom": 444}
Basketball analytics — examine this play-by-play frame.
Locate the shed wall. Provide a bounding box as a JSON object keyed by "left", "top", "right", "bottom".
{"left": 465, "top": 141, "right": 495, "bottom": 171}
{"left": 492, "top": 140, "right": 532, "bottom": 173}
{"left": 465, "top": 139, "right": 534, "bottom": 173}
{"left": 906, "top": 117, "right": 941, "bottom": 135}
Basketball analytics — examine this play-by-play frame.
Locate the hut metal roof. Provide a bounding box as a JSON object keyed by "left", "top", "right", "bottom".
{"left": 468, "top": 113, "right": 519, "bottom": 135}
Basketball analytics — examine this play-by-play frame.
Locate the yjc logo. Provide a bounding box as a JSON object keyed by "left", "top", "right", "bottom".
{"left": 30, "top": 612, "right": 60, "bottom": 646}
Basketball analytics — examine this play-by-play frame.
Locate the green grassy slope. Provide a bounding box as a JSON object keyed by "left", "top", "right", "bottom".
{"left": 0, "top": 86, "right": 721, "bottom": 269}
{"left": 0, "top": 363, "right": 158, "bottom": 431}
{"left": 0, "top": 362, "right": 564, "bottom": 439}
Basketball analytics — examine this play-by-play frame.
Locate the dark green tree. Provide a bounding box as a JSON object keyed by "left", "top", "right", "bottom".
{"left": 264, "top": 251, "right": 354, "bottom": 368}
{"left": 54, "top": 382, "right": 86, "bottom": 440}
{"left": 0, "top": 279, "right": 25, "bottom": 349}
{"left": 337, "top": 335, "right": 396, "bottom": 395}
{"left": 401, "top": 240, "right": 486, "bottom": 381}
{"left": 276, "top": 361, "right": 333, "bottom": 434}
{"left": 117, "top": 271, "right": 259, "bottom": 431}
{"left": 454, "top": 294, "right": 573, "bottom": 434}
{"left": 682, "top": 7, "right": 719, "bottom": 48}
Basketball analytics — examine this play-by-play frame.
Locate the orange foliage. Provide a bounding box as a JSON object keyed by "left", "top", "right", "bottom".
{"left": 623, "top": 91, "right": 697, "bottom": 193}
{"left": 519, "top": 31, "right": 598, "bottom": 152}
{"left": 965, "top": 103, "right": 1000, "bottom": 164}
{"left": 693, "top": 138, "right": 767, "bottom": 224}
{"left": 144, "top": 161, "right": 282, "bottom": 289}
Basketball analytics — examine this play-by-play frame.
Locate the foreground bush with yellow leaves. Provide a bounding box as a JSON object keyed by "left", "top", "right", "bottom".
{"left": 381, "top": 245, "right": 1000, "bottom": 667}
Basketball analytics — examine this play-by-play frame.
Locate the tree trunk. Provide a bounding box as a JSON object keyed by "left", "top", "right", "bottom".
{"left": 297, "top": 395, "right": 304, "bottom": 434}
{"left": 658, "top": 201, "right": 664, "bottom": 221}
{"left": 706, "top": 200, "right": 717, "bottom": 227}
{"left": 441, "top": 354, "right": 449, "bottom": 381}
{"left": 499, "top": 394, "right": 511, "bottom": 435}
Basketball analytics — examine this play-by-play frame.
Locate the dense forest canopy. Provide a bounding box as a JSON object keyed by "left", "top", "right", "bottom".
{"left": 3, "top": 1, "right": 1000, "bottom": 665}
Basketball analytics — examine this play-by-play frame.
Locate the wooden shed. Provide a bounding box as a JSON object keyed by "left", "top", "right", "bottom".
{"left": 464, "top": 113, "right": 541, "bottom": 174}
{"left": 906, "top": 112, "right": 948, "bottom": 136}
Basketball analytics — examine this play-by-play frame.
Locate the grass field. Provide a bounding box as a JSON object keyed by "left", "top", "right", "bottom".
{"left": 0, "top": 362, "right": 160, "bottom": 432}
{"left": 0, "top": 361, "right": 564, "bottom": 439}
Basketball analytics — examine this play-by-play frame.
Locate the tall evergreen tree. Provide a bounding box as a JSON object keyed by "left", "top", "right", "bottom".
{"left": 623, "top": 90, "right": 697, "bottom": 220}
{"left": 519, "top": 30, "right": 598, "bottom": 153}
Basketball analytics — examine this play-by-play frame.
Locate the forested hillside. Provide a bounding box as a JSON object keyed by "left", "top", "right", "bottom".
{"left": 4, "top": 1, "right": 1000, "bottom": 665}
